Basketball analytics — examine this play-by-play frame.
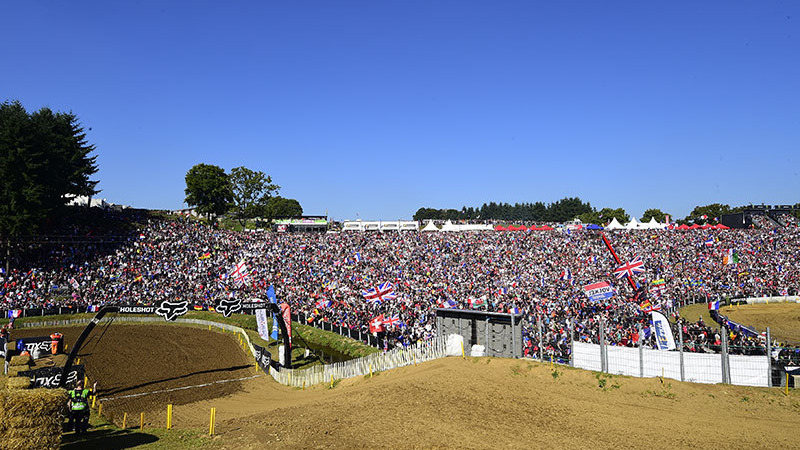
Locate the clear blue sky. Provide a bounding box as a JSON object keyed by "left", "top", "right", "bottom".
{"left": 2, "top": 1, "right": 798, "bottom": 221}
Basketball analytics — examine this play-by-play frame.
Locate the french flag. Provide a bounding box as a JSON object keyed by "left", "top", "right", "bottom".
{"left": 86, "top": 305, "right": 100, "bottom": 313}
{"left": 708, "top": 300, "right": 720, "bottom": 311}
{"left": 7, "top": 310, "right": 22, "bottom": 318}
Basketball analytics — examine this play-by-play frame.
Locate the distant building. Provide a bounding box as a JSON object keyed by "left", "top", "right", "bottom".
{"left": 65, "top": 195, "right": 130, "bottom": 211}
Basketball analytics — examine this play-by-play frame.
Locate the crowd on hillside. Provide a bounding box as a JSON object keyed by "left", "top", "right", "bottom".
{"left": 1, "top": 214, "right": 799, "bottom": 360}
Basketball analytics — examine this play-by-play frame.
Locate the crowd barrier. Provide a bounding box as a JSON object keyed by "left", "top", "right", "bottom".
{"left": 573, "top": 342, "right": 769, "bottom": 386}
{"left": 268, "top": 337, "right": 447, "bottom": 388}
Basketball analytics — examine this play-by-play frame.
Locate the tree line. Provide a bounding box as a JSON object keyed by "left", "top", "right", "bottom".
{"left": 414, "top": 199, "right": 800, "bottom": 224}
{"left": 184, "top": 163, "right": 302, "bottom": 227}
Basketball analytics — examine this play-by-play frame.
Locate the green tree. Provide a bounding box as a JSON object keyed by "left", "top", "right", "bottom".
{"left": 228, "top": 166, "right": 279, "bottom": 227}
{"left": 546, "top": 197, "right": 594, "bottom": 222}
{"left": 685, "top": 203, "right": 730, "bottom": 223}
{"left": 640, "top": 208, "right": 669, "bottom": 223}
{"left": 184, "top": 163, "right": 232, "bottom": 219}
{"left": 0, "top": 100, "right": 99, "bottom": 272}
{"left": 597, "top": 207, "right": 630, "bottom": 224}
{"left": 267, "top": 196, "right": 303, "bottom": 218}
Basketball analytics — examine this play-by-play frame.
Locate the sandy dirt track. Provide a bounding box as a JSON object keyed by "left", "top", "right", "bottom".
{"left": 176, "top": 357, "right": 800, "bottom": 450}
{"left": 720, "top": 303, "right": 800, "bottom": 344}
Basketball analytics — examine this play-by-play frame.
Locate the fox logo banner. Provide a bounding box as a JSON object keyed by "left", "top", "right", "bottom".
{"left": 155, "top": 300, "right": 189, "bottom": 321}
{"left": 651, "top": 311, "right": 676, "bottom": 350}
{"left": 583, "top": 281, "right": 616, "bottom": 301}
{"left": 216, "top": 298, "right": 242, "bottom": 318}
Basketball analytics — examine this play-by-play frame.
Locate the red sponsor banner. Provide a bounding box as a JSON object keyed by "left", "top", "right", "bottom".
{"left": 280, "top": 303, "right": 292, "bottom": 345}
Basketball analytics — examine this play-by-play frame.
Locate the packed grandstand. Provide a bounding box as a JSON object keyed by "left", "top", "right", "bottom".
{"left": 2, "top": 209, "right": 799, "bottom": 369}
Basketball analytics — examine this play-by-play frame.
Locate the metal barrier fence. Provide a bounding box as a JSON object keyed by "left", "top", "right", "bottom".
{"left": 268, "top": 337, "right": 447, "bottom": 388}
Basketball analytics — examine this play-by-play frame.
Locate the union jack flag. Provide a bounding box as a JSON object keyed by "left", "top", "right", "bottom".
{"left": 229, "top": 260, "right": 250, "bottom": 286}
{"left": 361, "top": 282, "right": 396, "bottom": 304}
{"left": 613, "top": 255, "right": 645, "bottom": 279}
{"left": 441, "top": 298, "right": 458, "bottom": 309}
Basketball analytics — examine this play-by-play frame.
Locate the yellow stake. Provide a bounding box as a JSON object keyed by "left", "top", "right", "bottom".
{"left": 64, "top": 343, "right": 68, "bottom": 352}
{"left": 122, "top": 412, "right": 127, "bottom": 429}
{"left": 414, "top": 353, "right": 417, "bottom": 366}
{"left": 209, "top": 408, "right": 216, "bottom": 436}
{"left": 787, "top": 373, "right": 790, "bottom": 396}
{"left": 140, "top": 412, "right": 145, "bottom": 431}
{"left": 91, "top": 395, "right": 96, "bottom": 408}
{"left": 98, "top": 402, "right": 103, "bottom": 417}
{"left": 461, "top": 341, "right": 465, "bottom": 358}
{"left": 330, "top": 374, "right": 334, "bottom": 388}
{"left": 370, "top": 364, "right": 373, "bottom": 378}
{"left": 167, "top": 404, "right": 173, "bottom": 430}
{"left": 550, "top": 354, "right": 553, "bottom": 369}
{"left": 302, "top": 381, "right": 305, "bottom": 391}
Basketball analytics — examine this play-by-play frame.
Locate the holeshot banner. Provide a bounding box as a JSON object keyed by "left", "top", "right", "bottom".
{"left": 252, "top": 344, "right": 272, "bottom": 375}
{"left": 19, "top": 364, "right": 85, "bottom": 389}
{"left": 117, "top": 305, "right": 157, "bottom": 314}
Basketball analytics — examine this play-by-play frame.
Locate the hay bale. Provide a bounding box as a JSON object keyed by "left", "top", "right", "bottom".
{"left": 0, "top": 389, "right": 67, "bottom": 422}
{"left": 0, "top": 389, "right": 66, "bottom": 450}
{"left": 9, "top": 355, "right": 32, "bottom": 367}
{"left": 5, "top": 366, "right": 29, "bottom": 377}
{"left": 4, "top": 377, "right": 31, "bottom": 390}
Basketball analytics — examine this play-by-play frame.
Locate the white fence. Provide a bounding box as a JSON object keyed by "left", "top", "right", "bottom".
{"left": 269, "top": 337, "right": 447, "bottom": 388}
{"left": 573, "top": 342, "right": 769, "bottom": 387}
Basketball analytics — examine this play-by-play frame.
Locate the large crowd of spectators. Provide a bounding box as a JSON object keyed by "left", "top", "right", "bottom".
{"left": 1, "top": 212, "right": 798, "bottom": 362}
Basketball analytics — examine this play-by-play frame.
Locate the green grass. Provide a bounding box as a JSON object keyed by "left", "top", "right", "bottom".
{"left": 676, "top": 302, "right": 717, "bottom": 326}
{"left": 61, "top": 411, "right": 216, "bottom": 449}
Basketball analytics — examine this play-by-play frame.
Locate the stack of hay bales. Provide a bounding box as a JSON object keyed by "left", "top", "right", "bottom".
{"left": 0, "top": 389, "right": 67, "bottom": 450}
{"left": 1, "top": 355, "right": 68, "bottom": 449}
{"left": 5, "top": 355, "right": 33, "bottom": 389}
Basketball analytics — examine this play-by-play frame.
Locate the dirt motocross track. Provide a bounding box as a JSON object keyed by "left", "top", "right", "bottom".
{"left": 13, "top": 324, "right": 800, "bottom": 449}
{"left": 12, "top": 324, "right": 255, "bottom": 425}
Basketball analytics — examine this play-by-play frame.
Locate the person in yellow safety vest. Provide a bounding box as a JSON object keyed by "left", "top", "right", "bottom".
{"left": 67, "top": 380, "right": 96, "bottom": 434}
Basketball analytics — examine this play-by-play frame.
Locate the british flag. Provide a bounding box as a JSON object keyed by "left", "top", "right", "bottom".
{"left": 315, "top": 299, "right": 332, "bottom": 308}
{"left": 613, "top": 255, "right": 645, "bottom": 279}
{"left": 361, "top": 282, "right": 396, "bottom": 304}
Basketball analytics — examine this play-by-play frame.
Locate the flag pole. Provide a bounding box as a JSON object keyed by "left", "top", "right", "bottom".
{"left": 600, "top": 232, "right": 638, "bottom": 290}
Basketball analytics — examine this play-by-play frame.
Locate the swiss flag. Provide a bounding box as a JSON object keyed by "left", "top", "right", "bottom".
{"left": 369, "top": 315, "right": 385, "bottom": 333}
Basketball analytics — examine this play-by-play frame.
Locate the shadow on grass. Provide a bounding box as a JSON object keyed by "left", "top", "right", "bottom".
{"left": 61, "top": 428, "right": 158, "bottom": 450}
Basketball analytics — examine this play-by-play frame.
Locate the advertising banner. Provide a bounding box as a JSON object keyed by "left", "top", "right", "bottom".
{"left": 19, "top": 365, "right": 85, "bottom": 389}
{"left": 651, "top": 311, "right": 677, "bottom": 350}
{"left": 583, "top": 281, "right": 616, "bottom": 301}
{"left": 252, "top": 344, "right": 272, "bottom": 375}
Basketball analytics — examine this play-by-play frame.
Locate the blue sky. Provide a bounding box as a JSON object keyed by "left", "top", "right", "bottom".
{"left": 2, "top": 1, "right": 798, "bottom": 221}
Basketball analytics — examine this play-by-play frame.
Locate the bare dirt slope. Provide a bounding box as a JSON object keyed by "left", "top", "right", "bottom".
{"left": 176, "top": 358, "right": 800, "bottom": 450}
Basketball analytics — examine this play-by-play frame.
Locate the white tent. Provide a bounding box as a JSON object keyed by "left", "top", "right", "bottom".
{"left": 440, "top": 220, "right": 457, "bottom": 232}
{"left": 646, "top": 217, "right": 666, "bottom": 230}
{"left": 421, "top": 221, "right": 439, "bottom": 232}
{"left": 625, "top": 217, "right": 641, "bottom": 230}
{"left": 605, "top": 218, "right": 625, "bottom": 230}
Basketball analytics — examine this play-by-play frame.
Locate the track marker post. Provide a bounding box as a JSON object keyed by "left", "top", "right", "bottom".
{"left": 167, "top": 404, "right": 173, "bottom": 430}
{"left": 461, "top": 341, "right": 465, "bottom": 358}
{"left": 98, "top": 402, "right": 103, "bottom": 417}
{"left": 91, "top": 395, "right": 96, "bottom": 408}
{"left": 209, "top": 408, "right": 216, "bottom": 436}
{"left": 140, "top": 412, "right": 144, "bottom": 431}
{"left": 369, "top": 364, "right": 373, "bottom": 377}
{"left": 330, "top": 374, "right": 334, "bottom": 388}
{"left": 122, "top": 412, "right": 127, "bottom": 429}
{"left": 787, "top": 374, "right": 790, "bottom": 396}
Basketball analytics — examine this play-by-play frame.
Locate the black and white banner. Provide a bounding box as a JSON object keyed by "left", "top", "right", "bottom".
{"left": 117, "top": 305, "right": 157, "bottom": 314}
{"left": 252, "top": 344, "right": 272, "bottom": 374}
{"left": 16, "top": 336, "right": 54, "bottom": 359}
{"left": 0, "top": 336, "right": 6, "bottom": 360}
{"left": 19, "top": 365, "right": 85, "bottom": 389}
